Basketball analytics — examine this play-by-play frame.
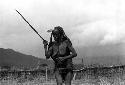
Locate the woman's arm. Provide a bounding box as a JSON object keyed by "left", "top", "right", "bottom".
{"left": 65, "top": 40, "right": 77, "bottom": 59}
{"left": 44, "top": 46, "right": 53, "bottom": 59}
{"left": 43, "top": 40, "right": 53, "bottom": 59}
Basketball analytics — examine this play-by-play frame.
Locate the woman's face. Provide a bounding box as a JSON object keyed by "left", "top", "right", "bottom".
{"left": 52, "top": 29, "right": 61, "bottom": 41}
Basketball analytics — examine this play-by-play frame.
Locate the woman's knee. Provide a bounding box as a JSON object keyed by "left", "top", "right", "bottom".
{"left": 57, "top": 81, "right": 63, "bottom": 85}
{"left": 64, "top": 71, "right": 73, "bottom": 85}
{"left": 56, "top": 77, "right": 63, "bottom": 84}
{"left": 66, "top": 71, "right": 73, "bottom": 80}
{"left": 65, "top": 80, "right": 72, "bottom": 85}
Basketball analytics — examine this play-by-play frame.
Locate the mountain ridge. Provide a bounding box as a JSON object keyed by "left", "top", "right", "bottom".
{"left": 0, "top": 48, "right": 54, "bottom": 70}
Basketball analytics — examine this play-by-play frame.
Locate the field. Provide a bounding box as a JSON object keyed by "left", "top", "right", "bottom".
{"left": 0, "top": 65, "right": 125, "bottom": 85}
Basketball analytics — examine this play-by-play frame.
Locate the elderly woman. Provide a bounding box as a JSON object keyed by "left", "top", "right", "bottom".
{"left": 43, "top": 26, "right": 77, "bottom": 85}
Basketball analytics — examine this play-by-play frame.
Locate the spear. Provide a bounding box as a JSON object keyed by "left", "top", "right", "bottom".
{"left": 15, "top": 9, "right": 45, "bottom": 41}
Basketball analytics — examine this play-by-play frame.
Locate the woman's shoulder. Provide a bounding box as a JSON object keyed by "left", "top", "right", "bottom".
{"left": 64, "top": 39, "right": 72, "bottom": 46}
{"left": 50, "top": 41, "right": 57, "bottom": 46}
{"left": 52, "top": 41, "right": 56, "bottom": 44}
{"left": 48, "top": 41, "right": 55, "bottom": 47}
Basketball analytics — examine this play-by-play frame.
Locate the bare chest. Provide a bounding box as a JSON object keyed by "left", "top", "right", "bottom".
{"left": 52, "top": 42, "right": 69, "bottom": 56}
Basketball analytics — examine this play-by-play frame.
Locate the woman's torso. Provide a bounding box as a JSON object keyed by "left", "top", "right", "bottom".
{"left": 51, "top": 40, "right": 73, "bottom": 69}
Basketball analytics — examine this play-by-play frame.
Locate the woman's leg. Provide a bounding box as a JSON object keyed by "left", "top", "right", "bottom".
{"left": 64, "top": 70, "right": 73, "bottom": 85}
{"left": 55, "top": 69, "right": 63, "bottom": 85}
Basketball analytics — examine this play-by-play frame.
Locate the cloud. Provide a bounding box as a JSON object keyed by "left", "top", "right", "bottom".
{"left": 71, "top": 19, "right": 125, "bottom": 47}
{"left": 100, "top": 21, "right": 125, "bottom": 45}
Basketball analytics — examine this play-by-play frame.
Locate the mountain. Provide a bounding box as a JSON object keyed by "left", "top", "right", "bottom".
{"left": 0, "top": 47, "right": 124, "bottom": 71}
{"left": 0, "top": 48, "right": 54, "bottom": 70}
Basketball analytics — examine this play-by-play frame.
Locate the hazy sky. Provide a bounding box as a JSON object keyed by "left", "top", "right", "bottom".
{"left": 1, "top": 0, "right": 125, "bottom": 59}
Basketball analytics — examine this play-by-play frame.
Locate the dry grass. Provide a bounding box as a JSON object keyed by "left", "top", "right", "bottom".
{"left": 1, "top": 66, "right": 125, "bottom": 85}
{"left": 1, "top": 75, "right": 125, "bottom": 85}
{"left": 0, "top": 77, "right": 125, "bottom": 85}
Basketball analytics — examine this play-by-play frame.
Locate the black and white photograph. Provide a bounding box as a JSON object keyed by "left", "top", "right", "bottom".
{"left": 0, "top": 0, "right": 125, "bottom": 85}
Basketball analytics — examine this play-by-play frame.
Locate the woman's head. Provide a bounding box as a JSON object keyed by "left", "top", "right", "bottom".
{"left": 52, "top": 26, "right": 65, "bottom": 41}
{"left": 50, "top": 26, "right": 72, "bottom": 45}
{"left": 48, "top": 26, "right": 72, "bottom": 48}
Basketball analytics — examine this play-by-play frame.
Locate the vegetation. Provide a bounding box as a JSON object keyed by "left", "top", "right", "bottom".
{"left": 0, "top": 65, "right": 125, "bottom": 85}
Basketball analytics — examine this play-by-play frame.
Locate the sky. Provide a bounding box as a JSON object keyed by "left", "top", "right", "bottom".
{"left": 1, "top": 0, "right": 125, "bottom": 61}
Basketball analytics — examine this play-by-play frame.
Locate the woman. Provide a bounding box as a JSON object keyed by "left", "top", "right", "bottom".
{"left": 43, "top": 26, "right": 77, "bottom": 85}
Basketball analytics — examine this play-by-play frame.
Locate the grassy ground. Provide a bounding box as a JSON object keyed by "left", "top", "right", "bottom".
{"left": 0, "top": 74, "right": 125, "bottom": 85}
{"left": 1, "top": 66, "right": 125, "bottom": 85}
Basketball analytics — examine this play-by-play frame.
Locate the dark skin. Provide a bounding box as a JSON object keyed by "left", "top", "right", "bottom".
{"left": 43, "top": 28, "right": 77, "bottom": 85}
